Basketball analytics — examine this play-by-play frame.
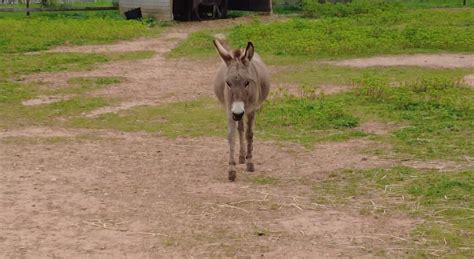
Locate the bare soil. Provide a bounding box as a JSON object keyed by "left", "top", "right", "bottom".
{"left": 0, "top": 128, "right": 416, "bottom": 257}
{"left": 3, "top": 19, "right": 473, "bottom": 257}
{"left": 329, "top": 53, "right": 474, "bottom": 68}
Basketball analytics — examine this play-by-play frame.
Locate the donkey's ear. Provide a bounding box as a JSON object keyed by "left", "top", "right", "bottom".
{"left": 213, "top": 39, "right": 232, "bottom": 66}
{"left": 242, "top": 42, "right": 254, "bottom": 63}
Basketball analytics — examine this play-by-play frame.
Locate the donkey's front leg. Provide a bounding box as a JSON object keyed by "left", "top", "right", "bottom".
{"left": 238, "top": 120, "right": 246, "bottom": 164}
{"left": 246, "top": 112, "right": 255, "bottom": 172}
{"left": 227, "top": 117, "right": 237, "bottom": 181}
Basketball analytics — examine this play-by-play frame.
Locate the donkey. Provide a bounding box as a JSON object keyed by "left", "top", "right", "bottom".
{"left": 213, "top": 39, "right": 271, "bottom": 181}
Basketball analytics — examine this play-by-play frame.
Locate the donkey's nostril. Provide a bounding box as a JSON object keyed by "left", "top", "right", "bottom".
{"left": 232, "top": 112, "right": 244, "bottom": 121}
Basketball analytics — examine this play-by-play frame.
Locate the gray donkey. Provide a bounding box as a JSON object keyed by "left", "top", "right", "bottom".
{"left": 213, "top": 39, "right": 271, "bottom": 181}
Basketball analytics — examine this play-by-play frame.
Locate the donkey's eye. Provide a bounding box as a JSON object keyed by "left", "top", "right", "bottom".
{"left": 225, "top": 81, "right": 231, "bottom": 87}
{"left": 244, "top": 81, "right": 250, "bottom": 87}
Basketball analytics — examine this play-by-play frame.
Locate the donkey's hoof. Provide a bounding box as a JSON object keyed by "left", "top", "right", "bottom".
{"left": 246, "top": 163, "right": 255, "bottom": 172}
{"left": 228, "top": 170, "right": 236, "bottom": 181}
{"left": 239, "top": 155, "right": 246, "bottom": 164}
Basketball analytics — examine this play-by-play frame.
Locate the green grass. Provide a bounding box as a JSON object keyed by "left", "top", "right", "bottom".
{"left": 0, "top": 1, "right": 115, "bottom": 8}
{"left": 0, "top": 12, "right": 161, "bottom": 54}
{"left": 7, "top": 73, "right": 464, "bottom": 160}
{"left": 61, "top": 76, "right": 123, "bottom": 94}
{"left": 381, "top": 0, "right": 474, "bottom": 8}
{"left": 250, "top": 176, "right": 279, "bottom": 185}
{"left": 312, "top": 166, "right": 474, "bottom": 257}
{"left": 3, "top": 70, "right": 472, "bottom": 160}
{"left": 170, "top": 8, "right": 474, "bottom": 61}
{"left": 69, "top": 98, "right": 226, "bottom": 136}
{"left": 351, "top": 75, "right": 474, "bottom": 160}
{"left": 0, "top": 83, "right": 110, "bottom": 128}
{"left": 0, "top": 50, "right": 154, "bottom": 79}
{"left": 66, "top": 94, "right": 366, "bottom": 144}
{"left": 275, "top": 64, "right": 474, "bottom": 87}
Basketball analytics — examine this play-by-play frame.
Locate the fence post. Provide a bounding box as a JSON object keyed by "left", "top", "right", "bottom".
{"left": 464, "top": 0, "right": 467, "bottom": 6}
{"left": 26, "top": 0, "right": 30, "bottom": 16}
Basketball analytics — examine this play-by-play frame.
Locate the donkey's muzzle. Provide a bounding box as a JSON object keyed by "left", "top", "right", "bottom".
{"left": 232, "top": 112, "right": 244, "bottom": 121}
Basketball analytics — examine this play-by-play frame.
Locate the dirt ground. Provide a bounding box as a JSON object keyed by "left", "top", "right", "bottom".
{"left": 2, "top": 18, "right": 473, "bottom": 257}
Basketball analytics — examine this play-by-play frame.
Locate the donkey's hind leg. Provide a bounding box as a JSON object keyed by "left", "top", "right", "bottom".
{"left": 227, "top": 117, "right": 237, "bottom": 181}
{"left": 238, "top": 119, "right": 246, "bottom": 164}
{"left": 246, "top": 112, "right": 255, "bottom": 172}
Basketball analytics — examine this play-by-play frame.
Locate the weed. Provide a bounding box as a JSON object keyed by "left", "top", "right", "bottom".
{"left": 354, "top": 73, "right": 391, "bottom": 101}
{"left": 57, "top": 76, "right": 124, "bottom": 95}
{"left": 251, "top": 176, "right": 278, "bottom": 185}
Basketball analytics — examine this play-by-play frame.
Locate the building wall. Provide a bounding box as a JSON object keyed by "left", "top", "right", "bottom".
{"left": 119, "top": 0, "right": 172, "bottom": 20}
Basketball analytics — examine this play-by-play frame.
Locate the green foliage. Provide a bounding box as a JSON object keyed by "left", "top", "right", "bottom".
{"left": 312, "top": 167, "right": 474, "bottom": 256}
{"left": 272, "top": 0, "right": 304, "bottom": 14}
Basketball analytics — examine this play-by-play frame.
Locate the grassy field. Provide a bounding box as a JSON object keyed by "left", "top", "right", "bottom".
{"left": 0, "top": 11, "right": 160, "bottom": 54}
{"left": 0, "top": 10, "right": 161, "bottom": 128}
{"left": 167, "top": 5, "right": 473, "bottom": 255}
{"left": 0, "top": 3, "right": 473, "bottom": 256}
{"left": 313, "top": 166, "right": 474, "bottom": 257}
{"left": 170, "top": 7, "right": 474, "bottom": 60}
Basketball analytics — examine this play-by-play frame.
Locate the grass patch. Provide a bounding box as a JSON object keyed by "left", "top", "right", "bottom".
{"left": 167, "top": 31, "right": 216, "bottom": 59}
{"left": 251, "top": 176, "right": 278, "bottom": 185}
{"left": 351, "top": 75, "right": 474, "bottom": 160}
{"left": 61, "top": 76, "right": 124, "bottom": 94}
{"left": 275, "top": 64, "right": 474, "bottom": 87}
{"left": 0, "top": 12, "right": 161, "bottom": 54}
{"left": 0, "top": 50, "right": 154, "bottom": 79}
{"left": 3, "top": 73, "right": 471, "bottom": 160}
{"left": 68, "top": 95, "right": 366, "bottom": 145}
{"left": 171, "top": 8, "right": 474, "bottom": 61}
{"left": 69, "top": 98, "right": 226, "bottom": 136}
{"left": 0, "top": 81, "right": 110, "bottom": 128}
{"left": 312, "top": 166, "right": 474, "bottom": 257}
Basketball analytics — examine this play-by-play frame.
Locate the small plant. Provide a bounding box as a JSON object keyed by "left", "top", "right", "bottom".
{"left": 141, "top": 17, "right": 157, "bottom": 28}
{"left": 251, "top": 176, "right": 278, "bottom": 185}
{"left": 402, "top": 77, "right": 461, "bottom": 93}
{"left": 299, "top": 83, "right": 319, "bottom": 99}
{"left": 353, "top": 73, "right": 390, "bottom": 101}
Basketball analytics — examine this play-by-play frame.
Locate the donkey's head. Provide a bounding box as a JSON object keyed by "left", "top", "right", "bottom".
{"left": 213, "top": 39, "right": 256, "bottom": 121}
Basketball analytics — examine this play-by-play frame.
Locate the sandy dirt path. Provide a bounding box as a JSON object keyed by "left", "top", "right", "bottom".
{"left": 1, "top": 127, "right": 419, "bottom": 257}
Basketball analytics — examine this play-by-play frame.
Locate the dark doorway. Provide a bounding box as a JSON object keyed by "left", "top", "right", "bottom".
{"left": 228, "top": 0, "right": 271, "bottom": 12}
{"left": 173, "top": 0, "right": 271, "bottom": 21}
